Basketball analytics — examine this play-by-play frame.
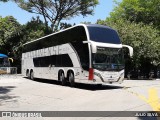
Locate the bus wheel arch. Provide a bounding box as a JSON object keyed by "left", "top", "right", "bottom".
{"left": 58, "top": 70, "right": 66, "bottom": 86}
{"left": 67, "top": 70, "right": 75, "bottom": 87}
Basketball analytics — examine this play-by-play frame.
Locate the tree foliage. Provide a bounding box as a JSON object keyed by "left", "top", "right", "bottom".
{"left": 59, "top": 22, "right": 72, "bottom": 30}
{"left": 0, "top": 16, "right": 53, "bottom": 54}
{"left": 110, "top": 0, "right": 160, "bottom": 29}
{"left": 15, "top": 0, "right": 99, "bottom": 31}
{"left": 0, "top": 16, "right": 53, "bottom": 72}
{"left": 0, "top": 16, "right": 24, "bottom": 71}
{"left": 23, "top": 16, "right": 52, "bottom": 42}
{"left": 0, "top": 16, "right": 23, "bottom": 56}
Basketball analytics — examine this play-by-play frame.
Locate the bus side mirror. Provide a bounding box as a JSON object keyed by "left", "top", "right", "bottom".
{"left": 82, "top": 41, "right": 91, "bottom": 44}
{"left": 122, "top": 45, "right": 133, "bottom": 57}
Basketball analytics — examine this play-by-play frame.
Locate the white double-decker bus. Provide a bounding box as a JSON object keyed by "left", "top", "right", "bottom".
{"left": 22, "top": 24, "right": 133, "bottom": 86}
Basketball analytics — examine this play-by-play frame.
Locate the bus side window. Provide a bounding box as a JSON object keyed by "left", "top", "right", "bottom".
{"left": 50, "top": 55, "right": 56, "bottom": 66}
{"left": 56, "top": 55, "right": 61, "bottom": 67}
{"left": 61, "top": 54, "right": 73, "bottom": 67}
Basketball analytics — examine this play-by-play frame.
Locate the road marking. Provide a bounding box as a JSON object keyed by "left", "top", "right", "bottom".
{"left": 147, "top": 88, "right": 160, "bottom": 111}
{"left": 124, "top": 87, "right": 160, "bottom": 111}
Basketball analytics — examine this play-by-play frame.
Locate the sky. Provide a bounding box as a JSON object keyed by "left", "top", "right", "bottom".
{"left": 0, "top": 0, "right": 121, "bottom": 25}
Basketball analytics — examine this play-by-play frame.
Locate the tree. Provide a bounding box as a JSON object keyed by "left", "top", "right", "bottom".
{"left": 0, "top": 16, "right": 24, "bottom": 72}
{"left": 0, "top": 16, "right": 53, "bottom": 72}
{"left": 59, "top": 22, "right": 72, "bottom": 30}
{"left": 0, "top": 16, "right": 23, "bottom": 57}
{"left": 110, "top": 0, "right": 160, "bottom": 29}
{"left": 14, "top": 0, "right": 99, "bottom": 31}
{"left": 24, "top": 16, "right": 52, "bottom": 42}
{"left": 97, "top": 19, "right": 160, "bottom": 78}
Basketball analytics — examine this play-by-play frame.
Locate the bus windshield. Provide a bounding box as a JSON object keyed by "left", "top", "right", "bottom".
{"left": 87, "top": 26, "right": 121, "bottom": 44}
{"left": 92, "top": 47, "right": 124, "bottom": 71}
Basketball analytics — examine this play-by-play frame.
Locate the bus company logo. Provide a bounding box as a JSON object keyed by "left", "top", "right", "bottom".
{"left": 2, "top": 112, "right": 11, "bottom": 117}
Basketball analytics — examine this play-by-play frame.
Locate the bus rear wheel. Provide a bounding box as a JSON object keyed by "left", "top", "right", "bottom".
{"left": 59, "top": 72, "right": 66, "bottom": 86}
{"left": 69, "top": 72, "right": 75, "bottom": 87}
{"left": 26, "top": 70, "right": 30, "bottom": 78}
{"left": 30, "top": 70, "right": 34, "bottom": 80}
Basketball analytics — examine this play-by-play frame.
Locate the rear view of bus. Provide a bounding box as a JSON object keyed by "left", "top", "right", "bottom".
{"left": 85, "top": 24, "right": 133, "bottom": 84}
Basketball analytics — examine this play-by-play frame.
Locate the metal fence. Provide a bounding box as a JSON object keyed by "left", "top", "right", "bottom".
{"left": 0, "top": 67, "right": 17, "bottom": 74}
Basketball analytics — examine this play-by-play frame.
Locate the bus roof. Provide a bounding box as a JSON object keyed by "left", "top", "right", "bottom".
{"left": 86, "top": 24, "right": 112, "bottom": 29}
{"left": 23, "top": 24, "right": 113, "bottom": 46}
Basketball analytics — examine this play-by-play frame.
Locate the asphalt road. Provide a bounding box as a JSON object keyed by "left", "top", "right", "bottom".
{"left": 0, "top": 74, "right": 160, "bottom": 120}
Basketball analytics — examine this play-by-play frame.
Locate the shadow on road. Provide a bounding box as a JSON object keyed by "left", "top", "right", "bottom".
{"left": 25, "top": 77, "right": 124, "bottom": 91}
{"left": 74, "top": 83, "right": 123, "bottom": 91}
{"left": 0, "top": 86, "right": 18, "bottom": 105}
{"left": 0, "top": 86, "right": 15, "bottom": 94}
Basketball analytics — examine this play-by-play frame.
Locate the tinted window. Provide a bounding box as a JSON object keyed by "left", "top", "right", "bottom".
{"left": 56, "top": 55, "right": 61, "bottom": 67}
{"left": 92, "top": 47, "right": 124, "bottom": 71}
{"left": 33, "top": 54, "right": 73, "bottom": 67}
{"left": 33, "top": 58, "right": 41, "bottom": 67}
{"left": 23, "top": 26, "right": 87, "bottom": 53}
{"left": 61, "top": 54, "right": 73, "bottom": 67}
{"left": 41, "top": 57, "right": 50, "bottom": 67}
{"left": 87, "top": 26, "right": 121, "bottom": 44}
{"left": 50, "top": 55, "right": 56, "bottom": 65}
{"left": 71, "top": 42, "right": 89, "bottom": 71}
{"left": 33, "top": 56, "right": 51, "bottom": 67}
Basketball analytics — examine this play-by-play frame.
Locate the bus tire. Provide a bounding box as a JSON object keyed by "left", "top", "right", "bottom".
{"left": 59, "top": 71, "right": 66, "bottom": 86}
{"left": 69, "top": 72, "right": 75, "bottom": 87}
{"left": 30, "top": 70, "right": 34, "bottom": 80}
{"left": 26, "top": 70, "right": 30, "bottom": 78}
